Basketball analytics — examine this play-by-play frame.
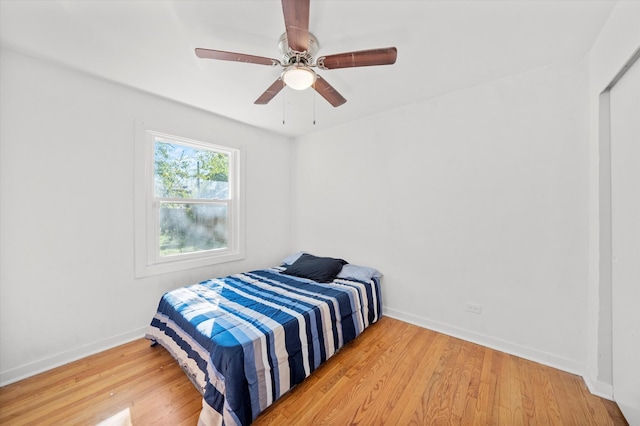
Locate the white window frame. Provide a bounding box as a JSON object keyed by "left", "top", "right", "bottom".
{"left": 134, "top": 120, "right": 245, "bottom": 277}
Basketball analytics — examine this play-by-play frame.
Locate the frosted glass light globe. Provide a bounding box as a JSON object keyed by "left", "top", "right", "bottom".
{"left": 282, "top": 66, "right": 316, "bottom": 90}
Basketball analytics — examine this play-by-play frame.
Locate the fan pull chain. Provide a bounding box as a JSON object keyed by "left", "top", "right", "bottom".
{"left": 313, "top": 89, "right": 316, "bottom": 125}
{"left": 282, "top": 84, "right": 286, "bottom": 125}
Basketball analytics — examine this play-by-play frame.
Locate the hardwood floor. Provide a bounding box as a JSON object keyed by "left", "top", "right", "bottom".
{"left": 0, "top": 317, "right": 628, "bottom": 425}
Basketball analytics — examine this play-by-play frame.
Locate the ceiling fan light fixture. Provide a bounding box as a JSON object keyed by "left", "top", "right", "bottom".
{"left": 282, "top": 66, "right": 316, "bottom": 90}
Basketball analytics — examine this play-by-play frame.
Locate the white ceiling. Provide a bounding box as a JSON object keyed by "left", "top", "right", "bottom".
{"left": 0, "top": 0, "right": 615, "bottom": 138}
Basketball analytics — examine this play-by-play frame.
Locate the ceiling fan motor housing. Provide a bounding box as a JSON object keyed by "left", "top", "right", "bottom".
{"left": 278, "top": 32, "right": 319, "bottom": 65}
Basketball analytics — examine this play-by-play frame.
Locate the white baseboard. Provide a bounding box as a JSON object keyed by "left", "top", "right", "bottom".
{"left": 383, "top": 307, "right": 585, "bottom": 378}
{"left": 0, "top": 327, "right": 147, "bottom": 387}
{"left": 584, "top": 376, "right": 615, "bottom": 400}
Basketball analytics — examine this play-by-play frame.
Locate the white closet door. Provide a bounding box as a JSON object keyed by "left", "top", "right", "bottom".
{"left": 610, "top": 56, "right": 640, "bottom": 425}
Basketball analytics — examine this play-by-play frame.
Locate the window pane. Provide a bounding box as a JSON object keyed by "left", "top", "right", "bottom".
{"left": 154, "top": 140, "right": 229, "bottom": 199}
{"left": 158, "top": 203, "right": 228, "bottom": 257}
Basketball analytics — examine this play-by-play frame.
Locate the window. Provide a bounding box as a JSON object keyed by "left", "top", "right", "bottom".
{"left": 135, "top": 123, "right": 244, "bottom": 277}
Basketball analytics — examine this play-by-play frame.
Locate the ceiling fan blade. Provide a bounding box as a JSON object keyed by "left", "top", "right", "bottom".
{"left": 195, "top": 48, "right": 281, "bottom": 66}
{"left": 254, "top": 78, "right": 286, "bottom": 105}
{"left": 282, "top": 0, "right": 310, "bottom": 52}
{"left": 317, "top": 47, "right": 398, "bottom": 70}
{"left": 313, "top": 75, "right": 347, "bottom": 107}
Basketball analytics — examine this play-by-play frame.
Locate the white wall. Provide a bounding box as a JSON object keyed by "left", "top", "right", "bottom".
{"left": 0, "top": 49, "right": 293, "bottom": 385}
{"left": 586, "top": 1, "right": 640, "bottom": 398}
{"left": 293, "top": 57, "right": 590, "bottom": 374}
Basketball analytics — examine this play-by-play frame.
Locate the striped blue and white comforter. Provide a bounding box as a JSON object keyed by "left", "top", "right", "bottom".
{"left": 146, "top": 266, "right": 382, "bottom": 426}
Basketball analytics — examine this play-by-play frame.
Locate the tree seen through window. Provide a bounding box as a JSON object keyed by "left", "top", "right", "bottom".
{"left": 154, "top": 141, "right": 230, "bottom": 256}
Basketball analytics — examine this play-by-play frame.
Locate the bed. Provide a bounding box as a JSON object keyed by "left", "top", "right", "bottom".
{"left": 145, "top": 253, "right": 382, "bottom": 426}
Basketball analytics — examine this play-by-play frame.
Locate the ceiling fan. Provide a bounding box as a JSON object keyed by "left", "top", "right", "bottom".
{"left": 195, "top": 0, "right": 397, "bottom": 107}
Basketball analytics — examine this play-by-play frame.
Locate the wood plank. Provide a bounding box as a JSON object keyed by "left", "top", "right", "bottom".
{"left": 508, "top": 354, "right": 524, "bottom": 425}
{"left": 518, "top": 357, "right": 538, "bottom": 425}
{"left": 450, "top": 340, "right": 475, "bottom": 419}
{"left": 474, "top": 344, "right": 493, "bottom": 424}
{"left": 0, "top": 317, "right": 629, "bottom": 426}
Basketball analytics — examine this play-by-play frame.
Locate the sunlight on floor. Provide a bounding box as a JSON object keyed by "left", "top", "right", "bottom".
{"left": 96, "top": 408, "right": 132, "bottom": 426}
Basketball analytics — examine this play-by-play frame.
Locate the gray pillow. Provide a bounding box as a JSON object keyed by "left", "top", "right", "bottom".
{"left": 336, "top": 264, "right": 382, "bottom": 282}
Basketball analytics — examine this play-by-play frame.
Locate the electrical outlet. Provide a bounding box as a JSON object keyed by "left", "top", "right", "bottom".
{"left": 465, "top": 303, "right": 482, "bottom": 315}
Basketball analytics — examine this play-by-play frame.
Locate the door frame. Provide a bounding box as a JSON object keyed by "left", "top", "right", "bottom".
{"left": 598, "top": 44, "right": 640, "bottom": 412}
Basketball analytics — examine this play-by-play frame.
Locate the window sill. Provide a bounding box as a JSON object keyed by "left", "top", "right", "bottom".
{"left": 135, "top": 250, "right": 245, "bottom": 278}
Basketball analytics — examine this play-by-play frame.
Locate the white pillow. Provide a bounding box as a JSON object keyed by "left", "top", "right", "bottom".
{"left": 281, "top": 251, "right": 304, "bottom": 265}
